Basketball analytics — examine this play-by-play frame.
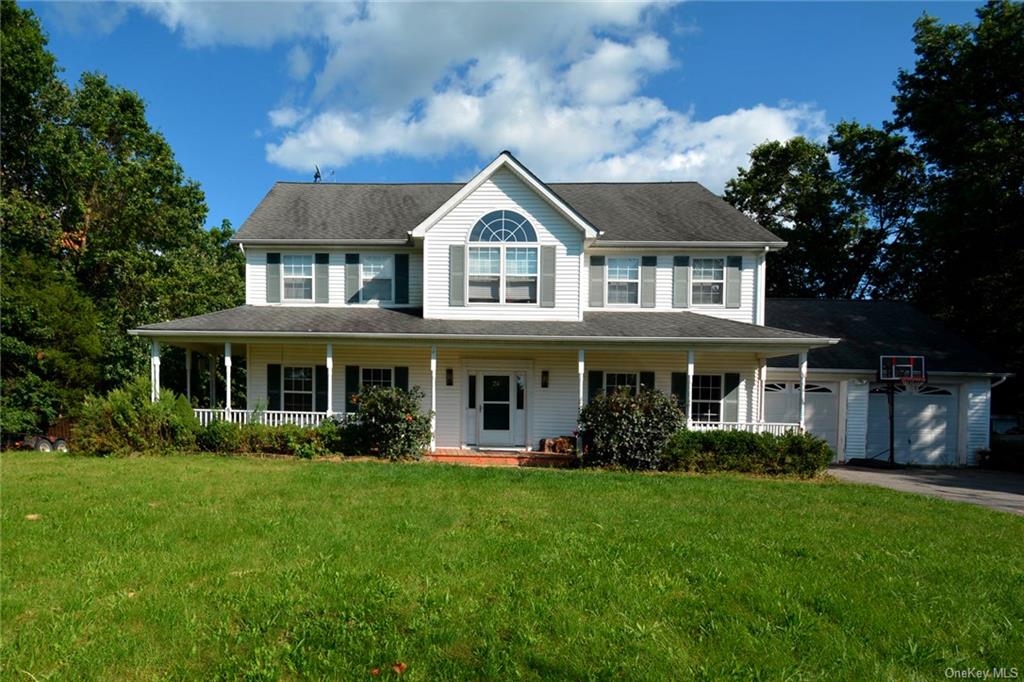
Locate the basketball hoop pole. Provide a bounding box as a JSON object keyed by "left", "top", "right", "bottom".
{"left": 887, "top": 383, "right": 895, "bottom": 466}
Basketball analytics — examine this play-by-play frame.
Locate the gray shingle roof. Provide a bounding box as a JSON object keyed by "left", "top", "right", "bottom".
{"left": 134, "top": 306, "right": 827, "bottom": 344}
{"left": 233, "top": 182, "right": 783, "bottom": 245}
{"left": 766, "top": 299, "right": 1001, "bottom": 373}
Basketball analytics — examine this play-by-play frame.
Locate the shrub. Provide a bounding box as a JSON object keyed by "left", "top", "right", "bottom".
{"left": 577, "top": 388, "right": 685, "bottom": 470}
{"left": 352, "top": 386, "right": 432, "bottom": 459}
{"left": 73, "top": 375, "right": 199, "bottom": 456}
{"left": 315, "top": 417, "right": 362, "bottom": 455}
{"left": 660, "top": 429, "right": 833, "bottom": 477}
{"left": 198, "top": 419, "right": 242, "bottom": 453}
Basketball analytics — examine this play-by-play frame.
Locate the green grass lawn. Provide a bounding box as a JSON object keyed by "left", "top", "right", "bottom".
{"left": 3, "top": 454, "right": 1023, "bottom": 680}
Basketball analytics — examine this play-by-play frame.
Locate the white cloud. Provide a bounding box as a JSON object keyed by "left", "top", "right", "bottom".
{"left": 267, "top": 107, "right": 307, "bottom": 129}
{"left": 96, "top": 1, "right": 829, "bottom": 190}
{"left": 286, "top": 45, "right": 313, "bottom": 81}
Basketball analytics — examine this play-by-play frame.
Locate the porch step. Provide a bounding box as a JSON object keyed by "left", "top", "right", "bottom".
{"left": 425, "top": 450, "right": 577, "bottom": 468}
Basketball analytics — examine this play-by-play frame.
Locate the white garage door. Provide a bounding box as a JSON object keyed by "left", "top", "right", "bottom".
{"left": 867, "top": 384, "right": 959, "bottom": 465}
{"left": 764, "top": 382, "right": 840, "bottom": 457}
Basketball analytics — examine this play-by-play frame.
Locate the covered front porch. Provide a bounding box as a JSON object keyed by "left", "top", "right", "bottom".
{"left": 143, "top": 337, "right": 815, "bottom": 451}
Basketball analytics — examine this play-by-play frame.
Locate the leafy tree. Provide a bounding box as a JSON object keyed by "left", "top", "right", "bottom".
{"left": 891, "top": 0, "right": 1024, "bottom": 408}
{"left": 723, "top": 137, "right": 868, "bottom": 297}
{"left": 1, "top": 1, "right": 244, "bottom": 431}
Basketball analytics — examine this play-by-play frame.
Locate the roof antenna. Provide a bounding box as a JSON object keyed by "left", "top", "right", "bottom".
{"left": 313, "top": 165, "right": 322, "bottom": 183}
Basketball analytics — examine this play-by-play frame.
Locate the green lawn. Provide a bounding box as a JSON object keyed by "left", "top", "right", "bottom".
{"left": 2, "top": 454, "right": 1022, "bottom": 680}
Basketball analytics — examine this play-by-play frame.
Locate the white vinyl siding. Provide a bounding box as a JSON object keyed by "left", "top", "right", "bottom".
{"left": 585, "top": 252, "right": 759, "bottom": 323}
{"left": 844, "top": 380, "right": 870, "bottom": 461}
{"left": 964, "top": 381, "right": 991, "bottom": 466}
{"left": 246, "top": 249, "right": 421, "bottom": 307}
{"left": 423, "top": 168, "right": 583, "bottom": 321}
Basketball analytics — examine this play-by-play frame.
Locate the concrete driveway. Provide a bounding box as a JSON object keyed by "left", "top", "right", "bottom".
{"left": 829, "top": 466, "right": 1024, "bottom": 515}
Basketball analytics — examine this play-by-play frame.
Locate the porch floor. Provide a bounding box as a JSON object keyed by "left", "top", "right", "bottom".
{"left": 426, "top": 449, "right": 577, "bottom": 468}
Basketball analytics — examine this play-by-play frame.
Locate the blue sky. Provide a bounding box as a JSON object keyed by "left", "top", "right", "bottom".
{"left": 30, "top": 1, "right": 982, "bottom": 230}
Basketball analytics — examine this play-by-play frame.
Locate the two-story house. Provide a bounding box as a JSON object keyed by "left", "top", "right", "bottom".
{"left": 133, "top": 152, "right": 1002, "bottom": 464}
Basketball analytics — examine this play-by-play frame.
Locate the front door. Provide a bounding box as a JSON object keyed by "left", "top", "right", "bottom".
{"left": 478, "top": 374, "right": 513, "bottom": 447}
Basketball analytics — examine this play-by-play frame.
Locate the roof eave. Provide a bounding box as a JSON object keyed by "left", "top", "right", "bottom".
{"left": 593, "top": 240, "right": 788, "bottom": 249}
{"left": 229, "top": 238, "right": 413, "bottom": 246}
{"left": 129, "top": 327, "right": 838, "bottom": 347}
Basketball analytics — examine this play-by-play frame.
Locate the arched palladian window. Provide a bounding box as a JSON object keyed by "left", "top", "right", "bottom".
{"left": 467, "top": 211, "right": 538, "bottom": 304}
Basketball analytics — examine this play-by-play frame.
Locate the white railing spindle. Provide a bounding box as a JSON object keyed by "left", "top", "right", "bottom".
{"left": 192, "top": 409, "right": 339, "bottom": 429}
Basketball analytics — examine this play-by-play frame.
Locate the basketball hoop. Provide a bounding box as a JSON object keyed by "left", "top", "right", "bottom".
{"left": 877, "top": 355, "right": 927, "bottom": 466}
{"left": 899, "top": 374, "right": 926, "bottom": 394}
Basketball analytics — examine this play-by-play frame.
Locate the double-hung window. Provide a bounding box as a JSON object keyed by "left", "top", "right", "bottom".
{"left": 691, "top": 375, "right": 723, "bottom": 422}
{"left": 361, "top": 254, "right": 394, "bottom": 303}
{"left": 361, "top": 367, "right": 393, "bottom": 389}
{"left": 283, "top": 254, "right": 314, "bottom": 300}
{"left": 605, "top": 372, "right": 639, "bottom": 396}
{"left": 467, "top": 210, "right": 539, "bottom": 305}
{"left": 283, "top": 367, "right": 314, "bottom": 411}
{"left": 691, "top": 257, "right": 725, "bottom": 305}
{"left": 607, "top": 257, "right": 640, "bottom": 305}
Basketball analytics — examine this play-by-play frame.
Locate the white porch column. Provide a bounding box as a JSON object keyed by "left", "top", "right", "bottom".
{"left": 224, "top": 342, "right": 232, "bottom": 413}
{"left": 429, "top": 346, "right": 437, "bottom": 450}
{"left": 577, "top": 349, "right": 585, "bottom": 411}
{"left": 758, "top": 358, "right": 768, "bottom": 422}
{"left": 798, "top": 351, "right": 808, "bottom": 430}
{"left": 325, "top": 343, "right": 334, "bottom": 415}
{"left": 686, "top": 350, "right": 695, "bottom": 426}
{"left": 185, "top": 350, "right": 192, "bottom": 402}
{"left": 149, "top": 339, "right": 160, "bottom": 402}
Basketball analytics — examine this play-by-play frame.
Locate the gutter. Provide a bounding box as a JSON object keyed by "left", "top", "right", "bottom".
{"left": 229, "top": 238, "right": 412, "bottom": 246}
{"left": 592, "top": 240, "right": 788, "bottom": 250}
{"left": 129, "top": 327, "right": 839, "bottom": 346}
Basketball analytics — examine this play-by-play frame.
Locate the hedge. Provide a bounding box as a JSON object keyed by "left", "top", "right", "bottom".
{"left": 578, "top": 387, "right": 685, "bottom": 470}
{"left": 660, "top": 429, "right": 833, "bottom": 477}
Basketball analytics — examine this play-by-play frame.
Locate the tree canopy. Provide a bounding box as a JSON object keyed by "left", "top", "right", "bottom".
{"left": 725, "top": 0, "right": 1023, "bottom": 410}
{"left": 0, "top": 0, "right": 243, "bottom": 431}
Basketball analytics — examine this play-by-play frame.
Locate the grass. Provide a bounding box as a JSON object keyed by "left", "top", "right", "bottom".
{"left": 2, "top": 454, "right": 1023, "bottom": 680}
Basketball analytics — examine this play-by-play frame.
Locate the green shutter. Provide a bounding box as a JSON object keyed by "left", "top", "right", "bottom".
{"left": 589, "top": 256, "right": 605, "bottom": 307}
{"left": 672, "top": 256, "right": 689, "bottom": 308}
{"left": 315, "top": 253, "right": 329, "bottom": 303}
{"left": 641, "top": 256, "right": 657, "bottom": 308}
{"left": 315, "top": 365, "right": 328, "bottom": 412}
{"left": 726, "top": 256, "right": 742, "bottom": 309}
{"left": 266, "top": 253, "right": 281, "bottom": 303}
{"left": 723, "top": 373, "right": 740, "bottom": 422}
{"left": 394, "top": 253, "right": 409, "bottom": 305}
{"left": 671, "top": 372, "right": 687, "bottom": 413}
{"left": 449, "top": 245, "right": 465, "bottom": 307}
{"left": 587, "top": 370, "right": 604, "bottom": 403}
{"left": 267, "top": 364, "right": 281, "bottom": 411}
{"left": 539, "top": 245, "right": 556, "bottom": 308}
{"left": 345, "top": 365, "right": 360, "bottom": 413}
{"left": 639, "top": 371, "right": 656, "bottom": 392}
{"left": 468, "top": 374, "right": 476, "bottom": 409}
{"left": 345, "top": 254, "right": 360, "bottom": 304}
{"left": 394, "top": 366, "right": 409, "bottom": 391}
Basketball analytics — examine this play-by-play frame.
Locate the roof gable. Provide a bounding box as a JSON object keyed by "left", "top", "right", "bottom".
{"left": 409, "top": 151, "right": 599, "bottom": 239}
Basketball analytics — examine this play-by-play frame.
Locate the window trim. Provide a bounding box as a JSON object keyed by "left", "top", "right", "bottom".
{"left": 604, "top": 371, "right": 640, "bottom": 396}
{"left": 690, "top": 373, "right": 724, "bottom": 423}
{"left": 281, "top": 253, "right": 315, "bottom": 302}
{"left": 281, "top": 365, "right": 315, "bottom": 412}
{"left": 605, "top": 256, "right": 641, "bottom": 307}
{"left": 359, "top": 253, "right": 395, "bottom": 305}
{"left": 360, "top": 366, "right": 395, "bottom": 389}
{"left": 465, "top": 243, "right": 540, "bottom": 306}
{"left": 690, "top": 256, "right": 726, "bottom": 308}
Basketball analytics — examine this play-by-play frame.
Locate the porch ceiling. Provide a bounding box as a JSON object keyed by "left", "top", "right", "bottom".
{"left": 131, "top": 306, "right": 837, "bottom": 354}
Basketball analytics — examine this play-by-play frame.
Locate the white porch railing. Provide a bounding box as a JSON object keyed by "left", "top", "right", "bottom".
{"left": 194, "top": 409, "right": 339, "bottom": 428}
{"left": 689, "top": 421, "right": 802, "bottom": 436}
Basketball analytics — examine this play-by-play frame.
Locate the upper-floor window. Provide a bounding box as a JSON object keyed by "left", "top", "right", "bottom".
{"left": 692, "top": 257, "right": 724, "bottom": 305}
{"left": 607, "top": 257, "right": 640, "bottom": 305}
{"left": 283, "top": 255, "right": 313, "bottom": 300}
{"left": 361, "top": 254, "right": 394, "bottom": 303}
{"left": 467, "top": 211, "right": 538, "bottom": 304}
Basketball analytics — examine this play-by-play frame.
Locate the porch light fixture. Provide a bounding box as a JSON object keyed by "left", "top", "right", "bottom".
{"left": 541, "top": 370, "right": 549, "bottom": 388}
{"left": 445, "top": 368, "right": 454, "bottom": 386}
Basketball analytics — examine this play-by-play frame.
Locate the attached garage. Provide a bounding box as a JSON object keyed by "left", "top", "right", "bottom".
{"left": 866, "top": 384, "right": 959, "bottom": 465}
{"left": 763, "top": 381, "right": 840, "bottom": 457}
